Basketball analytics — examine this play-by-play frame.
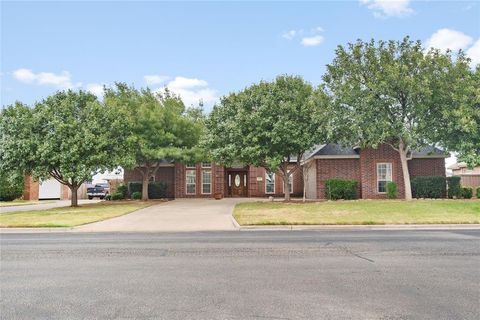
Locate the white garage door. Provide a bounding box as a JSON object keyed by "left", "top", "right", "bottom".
{"left": 39, "top": 178, "right": 62, "bottom": 199}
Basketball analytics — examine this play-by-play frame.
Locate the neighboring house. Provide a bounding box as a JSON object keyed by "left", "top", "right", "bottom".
{"left": 123, "top": 143, "right": 447, "bottom": 199}
{"left": 448, "top": 162, "right": 480, "bottom": 189}
{"left": 23, "top": 177, "right": 88, "bottom": 200}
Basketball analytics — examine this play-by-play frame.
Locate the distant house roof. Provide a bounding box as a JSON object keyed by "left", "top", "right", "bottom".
{"left": 447, "top": 162, "right": 468, "bottom": 170}
{"left": 303, "top": 144, "right": 447, "bottom": 161}
{"left": 410, "top": 146, "right": 447, "bottom": 157}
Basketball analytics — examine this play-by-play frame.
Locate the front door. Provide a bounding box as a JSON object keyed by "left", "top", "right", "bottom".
{"left": 228, "top": 172, "right": 248, "bottom": 197}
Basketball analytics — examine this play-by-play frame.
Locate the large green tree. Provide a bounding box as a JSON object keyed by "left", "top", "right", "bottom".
{"left": 0, "top": 91, "right": 129, "bottom": 206}
{"left": 104, "top": 84, "right": 204, "bottom": 200}
{"left": 204, "top": 75, "right": 330, "bottom": 201}
{"left": 323, "top": 37, "right": 475, "bottom": 199}
{"left": 432, "top": 64, "right": 479, "bottom": 168}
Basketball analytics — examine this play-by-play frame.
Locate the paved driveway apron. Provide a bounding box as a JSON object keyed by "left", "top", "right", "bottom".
{"left": 78, "top": 198, "right": 255, "bottom": 232}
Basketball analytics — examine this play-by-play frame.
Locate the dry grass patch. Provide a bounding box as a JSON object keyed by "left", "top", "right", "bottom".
{"left": 233, "top": 200, "right": 480, "bottom": 225}
{"left": 0, "top": 201, "right": 153, "bottom": 228}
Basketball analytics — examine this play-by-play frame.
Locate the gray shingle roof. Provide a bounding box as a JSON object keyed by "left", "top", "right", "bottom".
{"left": 303, "top": 144, "right": 447, "bottom": 160}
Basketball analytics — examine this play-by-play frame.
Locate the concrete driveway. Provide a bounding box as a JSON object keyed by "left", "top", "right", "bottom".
{"left": 1, "top": 200, "right": 101, "bottom": 213}
{"left": 78, "top": 198, "right": 257, "bottom": 232}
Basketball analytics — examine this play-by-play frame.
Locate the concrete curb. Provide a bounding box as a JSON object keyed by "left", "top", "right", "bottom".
{"left": 230, "top": 215, "right": 241, "bottom": 230}
{"left": 238, "top": 224, "right": 480, "bottom": 231}
{"left": 0, "top": 227, "right": 76, "bottom": 233}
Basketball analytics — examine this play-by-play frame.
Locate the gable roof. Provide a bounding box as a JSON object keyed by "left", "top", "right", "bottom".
{"left": 303, "top": 144, "right": 447, "bottom": 161}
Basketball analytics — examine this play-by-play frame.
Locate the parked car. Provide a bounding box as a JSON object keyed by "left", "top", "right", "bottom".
{"left": 86, "top": 183, "right": 110, "bottom": 200}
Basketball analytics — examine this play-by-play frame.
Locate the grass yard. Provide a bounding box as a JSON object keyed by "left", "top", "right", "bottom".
{"left": 0, "top": 201, "right": 152, "bottom": 228}
{"left": 233, "top": 200, "right": 480, "bottom": 225}
{"left": 0, "top": 200, "right": 55, "bottom": 207}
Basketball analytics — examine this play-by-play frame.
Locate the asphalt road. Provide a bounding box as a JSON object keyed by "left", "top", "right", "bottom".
{"left": 1, "top": 230, "right": 479, "bottom": 320}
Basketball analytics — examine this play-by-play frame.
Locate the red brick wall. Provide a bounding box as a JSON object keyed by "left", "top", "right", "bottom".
{"left": 359, "top": 144, "right": 405, "bottom": 199}
{"left": 175, "top": 163, "right": 222, "bottom": 198}
{"left": 123, "top": 166, "right": 175, "bottom": 198}
{"left": 316, "top": 159, "right": 361, "bottom": 199}
{"left": 408, "top": 158, "right": 446, "bottom": 177}
{"left": 23, "top": 176, "right": 39, "bottom": 200}
{"left": 359, "top": 144, "right": 446, "bottom": 199}
{"left": 246, "top": 165, "right": 303, "bottom": 198}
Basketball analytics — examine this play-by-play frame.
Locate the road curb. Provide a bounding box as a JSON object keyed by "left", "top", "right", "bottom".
{"left": 238, "top": 224, "right": 480, "bottom": 231}
{"left": 230, "top": 213, "right": 241, "bottom": 230}
{"left": 0, "top": 227, "right": 76, "bottom": 233}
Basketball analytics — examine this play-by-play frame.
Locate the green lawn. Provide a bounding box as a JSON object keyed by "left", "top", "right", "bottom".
{"left": 0, "top": 201, "right": 152, "bottom": 228}
{"left": 233, "top": 200, "right": 480, "bottom": 225}
{"left": 0, "top": 200, "right": 55, "bottom": 207}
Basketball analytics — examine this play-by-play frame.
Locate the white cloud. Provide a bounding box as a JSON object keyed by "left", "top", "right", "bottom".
{"left": 360, "top": 0, "right": 414, "bottom": 18}
{"left": 282, "top": 30, "right": 297, "bottom": 40}
{"left": 425, "top": 28, "right": 473, "bottom": 53}
{"left": 466, "top": 39, "right": 480, "bottom": 66}
{"left": 168, "top": 76, "right": 209, "bottom": 90}
{"left": 157, "top": 76, "right": 219, "bottom": 107}
{"left": 144, "top": 74, "right": 169, "bottom": 86}
{"left": 86, "top": 83, "right": 105, "bottom": 97}
{"left": 283, "top": 27, "right": 325, "bottom": 47}
{"left": 301, "top": 35, "right": 324, "bottom": 47}
{"left": 12, "top": 68, "right": 80, "bottom": 89}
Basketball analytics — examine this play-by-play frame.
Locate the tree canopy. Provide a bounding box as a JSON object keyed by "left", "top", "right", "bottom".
{"left": 0, "top": 90, "right": 129, "bottom": 206}
{"left": 322, "top": 36, "right": 477, "bottom": 199}
{"left": 104, "top": 83, "right": 204, "bottom": 200}
{"left": 204, "top": 75, "right": 331, "bottom": 200}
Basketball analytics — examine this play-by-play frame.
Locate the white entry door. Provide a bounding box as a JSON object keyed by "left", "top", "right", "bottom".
{"left": 39, "top": 178, "right": 62, "bottom": 199}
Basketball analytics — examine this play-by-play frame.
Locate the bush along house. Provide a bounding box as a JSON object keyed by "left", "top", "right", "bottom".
{"left": 123, "top": 144, "right": 447, "bottom": 200}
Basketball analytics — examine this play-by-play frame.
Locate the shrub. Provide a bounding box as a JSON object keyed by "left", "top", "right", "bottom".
{"left": 325, "top": 179, "right": 358, "bottom": 200}
{"left": 128, "top": 181, "right": 168, "bottom": 199}
{"left": 128, "top": 182, "right": 142, "bottom": 195}
{"left": 386, "top": 182, "right": 397, "bottom": 199}
{"left": 0, "top": 172, "right": 25, "bottom": 201}
{"left": 477, "top": 187, "right": 480, "bottom": 199}
{"left": 461, "top": 187, "right": 473, "bottom": 199}
{"left": 116, "top": 184, "right": 128, "bottom": 198}
{"left": 131, "top": 191, "right": 142, "bottom": 200}
{"left": 446, "top": 176, "right": 462, "bottom": 199}
{"left": 110, "top": 192, "right": 124, "bottom": 201}
{"left": 105, "top": 194, "right": 112, "bottom": 201}
{"left": 148, "top": 181, "right": 167, "bottom": 199}
{"left": 411, "top": 176, "right": 446, "bottom": 199}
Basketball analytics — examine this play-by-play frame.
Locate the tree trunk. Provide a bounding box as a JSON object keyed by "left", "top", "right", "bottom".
{"left": 398, "top": 142, "right": 412, "bottom": 200}
{"left": 283, "top": 174, "right": 291, "bottom": 202}
{"left": 142, "top": 173, "right": 149, "bottom": 201}
{"left": 70, "top": 185, "right": 79, "bottom": 207}
{"left": 302, "top": 166, "right": 307, "bottom": 202}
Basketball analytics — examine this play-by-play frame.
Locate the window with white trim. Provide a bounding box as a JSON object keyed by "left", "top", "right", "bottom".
{"left": 201, "top": 162, "right": 211, "bottom": 168}
{"left": 283, "top": 171, "right": 293, "bottom": 193}
{"left": 186, "top": 170, "right": 196, "bottom": 194}
{"left": 202, "top": 170, "right": 212, "bottom": 194}
{"left": 186, "top": 163, "right": 196, "bottom": 169}
{"left": 377, "top": 163, "right": 392, "bottom": 193}
{"left": 265, "top": 171, "right": 275, "bottom": 193}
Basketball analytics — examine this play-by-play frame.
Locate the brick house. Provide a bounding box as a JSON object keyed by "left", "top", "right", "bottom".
{"left": 23, "top": 177, "right": 70, "bottom": 200}
{"left": 123, "top": 143, "right": 447, "bottom": 199}
{"left": 23, "top": 177, "right": 89, "bottom": 200}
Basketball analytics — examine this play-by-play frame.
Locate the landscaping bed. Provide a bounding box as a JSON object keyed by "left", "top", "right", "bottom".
{"left": 0, "top": 201, "right": 152, "bottom": 228}
{"left": 233, "top": 200, "right": 480, "bottom": 225}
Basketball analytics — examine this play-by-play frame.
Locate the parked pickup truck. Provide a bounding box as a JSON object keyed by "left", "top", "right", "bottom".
{"left": 86, "top": 183, "right": 110, "bottom": 200}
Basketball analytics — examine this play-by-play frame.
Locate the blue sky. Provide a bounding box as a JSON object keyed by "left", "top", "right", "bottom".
{"left": 1, "top": 0, "right": 479, "bottom": 111}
